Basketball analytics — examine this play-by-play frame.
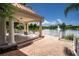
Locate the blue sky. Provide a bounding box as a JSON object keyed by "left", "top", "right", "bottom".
{"left": 28, "top": 3, "right": 79, "bottom": 26}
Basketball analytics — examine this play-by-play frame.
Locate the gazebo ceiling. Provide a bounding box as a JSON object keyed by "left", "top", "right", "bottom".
{"left": 12, "top": 3, "right": 44, "bottom": 23}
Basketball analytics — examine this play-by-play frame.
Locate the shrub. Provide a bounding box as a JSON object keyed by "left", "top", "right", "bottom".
{"left": 76, "top": 37, "right": 79, "bottom": 41}
{"left": 64, "top": 34, "right": 74, "bottom": 41}
{"left": 16, "top": 23, "right": 23, "bottom": 30}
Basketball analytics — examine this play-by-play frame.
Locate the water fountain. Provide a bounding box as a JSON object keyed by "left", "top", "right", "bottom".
{"left": 56, "top": 19, "right": 63, "bottom": 40}
{"left": 57, "top": 25, "right": 62, "bottom": 40}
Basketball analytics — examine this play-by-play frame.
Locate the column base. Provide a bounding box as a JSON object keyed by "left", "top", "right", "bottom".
{"left": 0, "top": 42, "right": 8, "bottom": 46}
{"left": 8, "top": 41, "right": 16, "bottom": 45}
{"left": 39, "top": 35, "right": 44, "bottom": 38}
{"left": 24, "top": 32, "right": 28, "bottom": 35}
{"left": 0, "top": 44, "right": 17, "bottom": 54}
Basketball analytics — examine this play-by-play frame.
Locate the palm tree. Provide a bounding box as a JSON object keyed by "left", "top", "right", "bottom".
{"left": 0, "top": 4, "right": 17, "bottom": 45}
{"left": 64, "top": 3, "right": 79, "bottom": 17}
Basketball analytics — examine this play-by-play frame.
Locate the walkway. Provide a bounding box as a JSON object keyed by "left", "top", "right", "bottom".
{"left": 0, "top": 35, "right": 73, "bottom": 56}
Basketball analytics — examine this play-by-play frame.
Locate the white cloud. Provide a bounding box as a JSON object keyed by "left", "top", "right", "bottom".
{"left": 42, "top": 20, "right": 50, "bottom": 24}
{"left": 57, "top": 19, "right": 63, "bottom": 24}
{"left": 42, "top": 20, "right": 51, "bottom": 26}
{"left": 29, "top": 19, "right": 63, "bottom": 26}
{"left": 42, "top": 20, "right": 58, "bottom": 26}
{"left": 51, "top": 21, "right": 57, "bottom": 25}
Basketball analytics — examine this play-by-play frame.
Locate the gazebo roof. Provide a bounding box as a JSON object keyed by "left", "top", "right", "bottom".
{"left": 12, "top": 3, "right": 36, "bottom": 14}
{"left": 12, "top": 3, "right": 44, "bottom": 23}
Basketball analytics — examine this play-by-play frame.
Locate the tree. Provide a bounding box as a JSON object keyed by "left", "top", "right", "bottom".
{"left": 0, "top": 4, "right": 17, "bottom": 18}
{"left": 64, "top": 3, "right": 79, "bottom": 17}
{"left": 29, "top": 23, "right": 39, "bottom": 33}
{"left": 16, "top": 23, "right": 24, "bottom": 30}
{"left": 60, "top": 23, "right": 66, "bottom": 30}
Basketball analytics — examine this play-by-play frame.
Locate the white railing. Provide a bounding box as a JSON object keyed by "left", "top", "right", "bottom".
{"left": 73, "top": 35, "right": 78, "bottom": 56}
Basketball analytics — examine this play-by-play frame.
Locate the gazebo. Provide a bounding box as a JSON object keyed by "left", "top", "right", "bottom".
{"left": 0, "top": 3, "right": 44, "bottom": 51}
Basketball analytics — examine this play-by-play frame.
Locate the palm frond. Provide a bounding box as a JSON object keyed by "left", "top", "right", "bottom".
{"left": 64, "top": 3, "right": 79, "bottom": 17}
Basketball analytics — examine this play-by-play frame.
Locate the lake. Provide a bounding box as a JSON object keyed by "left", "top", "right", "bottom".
{"left": 42, "top": 29, "right": 79, "bottom": 37}
{"left": 29, "top": 29, "right": 79, "bottom": 37}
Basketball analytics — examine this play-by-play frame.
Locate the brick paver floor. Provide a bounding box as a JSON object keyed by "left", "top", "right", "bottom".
{"left": 0, "top": 35, "right": 73, "bottom": 56}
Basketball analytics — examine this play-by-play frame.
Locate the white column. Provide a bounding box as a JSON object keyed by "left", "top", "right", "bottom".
{"left": 74, "top": 35, "right": 77, "bottom": 53}
{"left": 26, "top": 23, "right": 29, "bottom": 34}
{"left": 0, "top": 17, "right": 7, "bottom": 45}
{"left": 23, "top": 23, "right": 26, "bottom": 32}
{"left": 39, "top": 20, "right": 42, "bottom": 37}
{"left": 8, "top": 19, "right": 16, "bottom": 45}
{"left": 23, "top": 23, "right": 29, "bottom": 35}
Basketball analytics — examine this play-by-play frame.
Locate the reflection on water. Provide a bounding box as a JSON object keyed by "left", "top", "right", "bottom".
{"left": 42, "top": 29, "right": 58, "bottom": 36}
{"left": 42, "top": 29, "right": 79, "bottom": 37}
